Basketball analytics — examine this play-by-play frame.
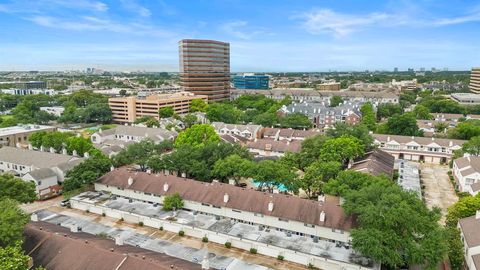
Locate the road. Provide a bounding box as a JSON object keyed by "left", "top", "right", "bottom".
{"left": 420, "top": 163, "right": 458, "bottom": 224}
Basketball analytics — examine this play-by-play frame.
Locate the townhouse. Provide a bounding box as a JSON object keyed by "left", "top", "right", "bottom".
{"left": 211, "top": 122, "right": 262, "bottom": 140}
{"left": 246, "top": 139, "right": 302, "bottom": 158}
{"left": 458, "top": 211, "right": 480, "bottom": 270}
{"left": 453, "top": 156, "right": 480, "bottom": 196}
{"left": 372, "top": 134, "right": 465, "bottom": 164}
{"left": 0, "top": 146, "right": 83, "bottom": 199}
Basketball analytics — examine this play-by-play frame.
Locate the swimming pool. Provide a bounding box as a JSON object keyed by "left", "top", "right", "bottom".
{"left": 251, "top": 180, "right": 288, "bottom": 192}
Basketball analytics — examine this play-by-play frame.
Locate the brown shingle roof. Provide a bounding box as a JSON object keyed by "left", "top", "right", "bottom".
{"left": 98, "top": 168, "right": 354, "bottom": 231}
{"left": 459, "top": 214, "right": 480, "bottom": 247}
{"left": 246, "top": 139, "right": 302, "bottom": 153}
{"left": 23, "top": 221, "right": 201, "bottom": 270}
{"left": 350, "top": 149, "right": 395, "bottom": 177}
{"left": 372, "top": 134, "right": 465, "bottom": 148}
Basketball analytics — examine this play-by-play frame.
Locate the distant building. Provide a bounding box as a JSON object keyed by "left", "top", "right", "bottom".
{"left": 0, "top": 124, "right": 56, "bottom": 147}
{"left": 458, "top": 211, "right": 480, "bottom": 270}
{"left": 394, "top": 67, "right": 398, "bottom": 72}
{"left": 470, "top": 68, "right": 480, "bottom": 93}
{"left": 40, "top": 106, "right": 65, "bottom": 117}
{"left": 372, "top": 134, "right": 465, "bottom": 164}
{"left": 1, "top": 89, "right": 56, "bottom": 95}
{"left": 278, "top": 102, "right": 362, "bottom": 130}
{"left": 230, "top": 89, "right": 399, "bottom": 104}
{"left": 453, "top": 156, "right": 480, "bottom": 196}
{"left": 316, "top": 82, "right": 341, "bottom": 91}
{"left": 451, "top": 93, "right": 480, "bottom": 105}
{"left": 233, "top": 74, "right": 269, "bottom": 89}
{"left": 0, "top": 147, "right": 83, "bottom": 199}
{"left": 108, "top": 92, "right": 208, "bottom": 123}
{"left": 179, "top": 39, "right": 231, "bottom": 102}
{"left": 247, "top": 138, "right": 301, "bottom": 157}
{"left": 211, "top": 122, "right": 262, "bottom": 140}
{"left": 15, "top": 81, "right": 46, "bottom": 89}
{"left": 350, "top": 149, "right": 395, "bottom": 178}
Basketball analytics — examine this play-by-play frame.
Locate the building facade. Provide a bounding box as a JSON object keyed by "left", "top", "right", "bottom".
{"left": 372, "top": 134, "right": 465, "bottom": 164}
{"left": 458, "top": 211, "right": 480, "bottom": 270}
{"left": 470, "top": 68, "right": 480, "bottom": 94}
{"left": 233, "top": 74, "right": 269, "bottom": 89}
{"left": 451, "top": 93, "right": 480, "bottom": 105}
{"left": 316, "top": 82, "right": 341, "bottom": 91}
{"left": 179, "top": 39, "right": 230, "bottom": 102}
{"left": 453, "top": 156, "right": 480, "bottom": 196}
{"left": 108, "top": 92, "right": 207, "bottom": 123}
{"left": 0, "top": 124, "right": 56, "bottom": 147}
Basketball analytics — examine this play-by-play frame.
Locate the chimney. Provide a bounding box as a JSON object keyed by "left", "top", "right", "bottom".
{"left": 201, "top": 254, "right": 210, "bottom": 270}
{"left": 28, "top": 144, "right": 33, "bottom": 150}
{"left": 318, "top": 194, "right": 325, "bottom": 203}
{"left": 223, "top": 193, "right": 229, "bottom": 203}
{"left": 476, "top": 210, "right": 480, "bottom": 220}
{"left": 72, "top": 150, "right": 78, "bottom": 156}
{"left": 49, "top": 147, "right": 55, "bottom": 153}
{"left": 70, "top": 225, "right": 78, "bottom": 233}
{"left": 62, "top": 148, "right": 67, "bottom": 155}
{"left": 387, "top": 136, "right": 390, "bottom": 142}
{"left": 319, "top": 211, "right": 326, "bottom": 222}
{"left": 146, "top": 168, "right": 151, "bottom": 174}
{"left": 163, "top": 183, "right": 169, "bottom": 192}
{"left": 347, "top": 159, "right": 354, "bottom": 169}
{"left": 40, "top": 145, "right": 45, "bottom": 152}
{"left": 449, "top": 141, "right": 453, "bottom": 147}
{"left": 84, "top": 152, "right": 90, "bottom": 158}
{"left": 127, "top": 176, "right": 133, "bottom": 186}
{"left": 268, "top": 201, "right": 274, "bottom": 212}
{"left": 31, "top": 213, "right": 38, "bottom": 222}
{"left": 115, "top": 235, "right": 124, "bottom": 246}
{"left": 181, "top": 172, "right": 186, "bottom": 178}
{"left": 228, "top": 179, "right": 236, "bottom": 185}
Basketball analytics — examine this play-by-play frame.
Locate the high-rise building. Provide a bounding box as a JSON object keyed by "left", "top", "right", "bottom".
{"left": 179, "top": 39, "right": 230, "bottom": 102}
{"left": 394, "top": 67, "right": 398, "bottom": 72}
{"left": 470, "top": 68, "right": 480, "bottom": 94}
{"left": 233, "top": 73, "right": 269, "bottom": 89}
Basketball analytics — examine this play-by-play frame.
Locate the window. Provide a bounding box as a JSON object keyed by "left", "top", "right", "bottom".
{"left": 232, "top": 209, "right": 242, "bottom": 213}
{"left": 202, "top": 203, "right": 210, "bottom": 206}
{"left": 304, "top": 223, "right": 314, "bottom": 228}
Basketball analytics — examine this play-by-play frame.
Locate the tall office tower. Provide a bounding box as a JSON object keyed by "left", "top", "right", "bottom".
{"left": 471, "top": 68, "right": 480, "bottom": 94}
{"left": 179, "top": 39, "right": 230, "bottom": 102}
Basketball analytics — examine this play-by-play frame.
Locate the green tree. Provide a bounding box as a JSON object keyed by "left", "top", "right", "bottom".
{"left": 414, "top": 105, "right": 432, "bottom": 120}
{"left": 144, "top": 117, "right": 159, "bottom": 127}
{"left": 0, "top": 244, "right": 30, "bottom": 270}
{"left": 279, "top": 113, "right": 312, "bottom": 129}
{"left": 327, "top": 123, "right": 374, "bottom": 150}
{"left": 113, "top": 139, "right": 157, "bottom": 170}
{"left": 159, "top": 106, "right": 174, "bottom": 118}
{"left": 65, "top": 136, "right": 94, "bottom": 157}
{"left": 296, "top": 161, "right": 342, "bottom": 198}
{"left": 212, "top": 154, "right": 253, "bottom": 184}
{"left": 377, "top": 103, "right": 402, "bottom": 120}
{"left": 0, "top": 174, "right": 36, "bottom": 203}
{"left": 330, "top": 96, "right": 343, "bottom": 107}
{"left": 81, "top": 103, "right": 112, "bottom": 123}
{"left": 63, "top": 155, "right": 112, "bottom": 192}
{"left": 174, "top": 124, "right": 220, "bottom": 148}
{"left": 0, "top": 199, "right": 29, "bottom": 247}
{"left": 206, "top": 103, "right": 243, "bottom": 124}
{"left": 190, "top": 99, "right": 208, "bottom": 112}
{"left": 377, "top": 112, "right": 422, "bottom": 136}
{"left": 359, "top": 102, "right": 376, "bottom": 130}
{"left": 462, "top": 136, "right": 480, "bottom": 156}
{"left": 434, "top": 122, "right": 449, "bottom": 133}
{"left": 320, "top": 136, "right": 364, "bottom": 163}
{"left": 249, "top": 160, "right": 295, "bottom": 192}
{"left": 119, "top": 89, "right": 127, "bottom": 96}
{"left": 446, "top": 194, "right": 480, "bottom": 227}
{"left": 163, "top": 193, "right": 184, "bottom": 211}
{"left": 182, "top": 113, "right": 198, "bottom": 128}
{"left": 448, "top": 120, "right": 480, "bottom": 140}
{"left": 253, "top": 112, "right": 278, "bottom": 127}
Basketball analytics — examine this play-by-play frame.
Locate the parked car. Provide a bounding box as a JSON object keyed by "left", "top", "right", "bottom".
{"left": 60, "top": 199, "right": 70, "bottom": 207}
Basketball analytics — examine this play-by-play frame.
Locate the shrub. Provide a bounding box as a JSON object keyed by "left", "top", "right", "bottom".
{"left": 119, "top": 217, "right": 124, "bottom": 222}
{"left": 138, "top": 221, "right": 144, "bottom": 227}
{"left": 163, "top": 193, "right": 184, "bottom": 211}
{"left": 224, "top": 242, "right": 232, "bottom": 248}
{"left": 249, "top": 248, "right": 257, "bottom": 254}
{"left": 277, "top": 255, "right": 284, "bottom": 261}
{"left": 159, "top": 226, "right": 163, "bottom": 231}
{"left": 102, "top": 213, "right": 106, "bottom": 217}
{"left": 202, "top": 236, "right": 208, "bottom": 243}
{"left": 85, "top": 209, "right": 90, "bottom": 213}
{"left": 178, "top": 230, "right": 185, "bottom": 236}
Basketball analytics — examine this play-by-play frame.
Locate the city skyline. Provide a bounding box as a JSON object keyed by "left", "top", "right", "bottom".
{"left": 0, "top": 0, "right": 480, "bottom": 71}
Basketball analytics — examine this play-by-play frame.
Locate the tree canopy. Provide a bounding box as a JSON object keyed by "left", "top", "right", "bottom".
{"left": 159, "top": 106, "right": 174, "bottom": 118}
{"left": 0, "top": 174, "right": 36, "bottom": 204}
{"left": 162, "top": 193, "right": 184, "bottom": 211}
{"left": 190, "top": 99, "right": 208, "bottom": 112}
{"left": 0, "top": 199, "right": 30, "bottom": 247}
{"left": 174, "top": 124, "right": 220, "bottom": 148}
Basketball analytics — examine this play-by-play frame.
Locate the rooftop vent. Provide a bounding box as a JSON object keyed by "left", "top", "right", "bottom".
{"left": 224, "top": 193, "right": 229, "bottom": 203}
{"left": 319, "top": 211, "right": 326, "bottom": 222}
{"left": 163, "top": 183, "right": 169, "bottom": 192}
{"left": 268, "top": 201, "right": 274, "bottom": 212}
{"left": 127, "top": 177, "right": 133, "bottom": 186}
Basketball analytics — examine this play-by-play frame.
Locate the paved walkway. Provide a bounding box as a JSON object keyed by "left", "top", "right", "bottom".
{"left": 420, "top": 163, "right": 458, "bottom": 224}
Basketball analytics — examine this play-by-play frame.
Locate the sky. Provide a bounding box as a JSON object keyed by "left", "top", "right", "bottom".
{"left": 0, "top": 0, "right": 479, "bottom": 72}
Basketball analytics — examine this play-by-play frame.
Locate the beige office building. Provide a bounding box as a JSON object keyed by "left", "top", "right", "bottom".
{"left": 316, "top": 82, "right": 341, "bottom": 91}
{"left": 179, "top": 39, "right": 230, "bottom": 102}
{"left": 0, "top": 125, "right": 56, "bottom": 147}
{"left": 471, "top": 68, "right": 480, "bottom": 93}
{"left": 108, "top": 92, "right": 208, "bottom": 123}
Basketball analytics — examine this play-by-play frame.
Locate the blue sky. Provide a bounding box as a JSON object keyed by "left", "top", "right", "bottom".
{"left": 0, "top": 0, "right": 479, "bottom": 72}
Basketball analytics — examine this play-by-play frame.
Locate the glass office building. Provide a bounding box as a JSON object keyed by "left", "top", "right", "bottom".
{"left": 233, "top": 75, "right": 269, "bottom": 89}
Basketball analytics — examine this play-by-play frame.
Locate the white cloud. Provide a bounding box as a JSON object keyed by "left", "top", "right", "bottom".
{"left": 296, "top": 9, "right": 391, "bottom": 37}
{"left": 433, "top": 11, "right": 480, "bottom": 26}
{"left": 120, "top": 0, "right": 151, "bottom": 17}
{"left": 220, "top": 20, "right": 270, "bottom": 40}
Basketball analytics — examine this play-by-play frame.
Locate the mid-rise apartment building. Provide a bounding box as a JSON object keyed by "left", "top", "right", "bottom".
{"left": 179, "top": 39, "right": 230, "bottom": 102}
{"left": 108, "top": 92, "right": 207, "bottom": 123}
{"left": 470, "top": 68, "right": 480, "bottom": 93}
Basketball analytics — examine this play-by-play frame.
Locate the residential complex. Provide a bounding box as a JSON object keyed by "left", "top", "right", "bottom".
{"left": 470, "top": 68, "right": 480, "bottom": 93}
{"left": 179, "top": 39, "right": 231, "bottom": 102}
{"left": 453, "top": 156, "right": 480, "bottom": 196}
{"left": 0, "top": 146, "right": 83, "bottom": 199}
{"left": 458, "top": 211, "right": 480, "bottom": 270}
{"left": 372, "top": 134, "right": 465, "bottom": 164}
{"left": 68, "top": 167, "right": 374, "bottom": 270}
{"left": 0, "top": 124, "right": 56, "bottom": 147}
{"left": 211, "top": 122, "right": 262, "bottom": 140}
{"left": 350, "top": 149, "right": 395, "bottom": 178}
{"left": 108, "top": 92, "right": 208, "bottom": 123}
{"left": 316, "top": 82, "right": 341, "bottom": 91}
{"left": 231, "top": 89, "right": 399, "bottom": 104}
{"left": 233, "top": 73, "right": 269, "bottom": 89}
{"left": 278, "top": 102, "right": 362, "bottom": 130}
